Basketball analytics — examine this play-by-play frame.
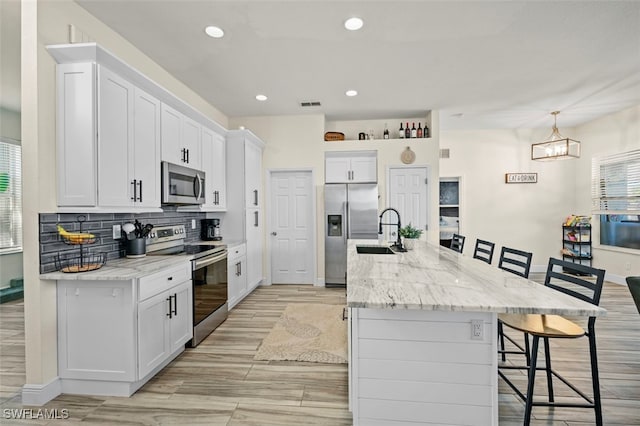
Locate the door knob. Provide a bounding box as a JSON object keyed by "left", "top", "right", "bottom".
{"left": 271, "top": 232, "right": 277, "bottom": 236}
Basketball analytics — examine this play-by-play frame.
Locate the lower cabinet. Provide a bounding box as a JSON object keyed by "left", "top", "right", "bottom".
{"left": 138, "top": 280, "right": 192, "bottom": 379}
{"left": 56, "top": 261, "right": 193, "bottom": 397}
{"left": 227, "top": 243, "right": 247, "bottom": 309}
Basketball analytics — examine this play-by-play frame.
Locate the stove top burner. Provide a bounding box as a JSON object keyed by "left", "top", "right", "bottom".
{"left": 183, "top": 243, "right": 227, "bottom": 259}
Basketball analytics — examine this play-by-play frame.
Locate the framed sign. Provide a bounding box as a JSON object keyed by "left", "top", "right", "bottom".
{"left": 505, "top": 173, "right": 537, "bottom": 184}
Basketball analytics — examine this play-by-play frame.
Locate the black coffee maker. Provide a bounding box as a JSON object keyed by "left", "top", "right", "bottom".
{"left": 201, "top": 218, "right": 222, "bottom": 241}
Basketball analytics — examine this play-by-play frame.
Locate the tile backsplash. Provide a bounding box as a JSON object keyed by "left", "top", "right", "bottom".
{"left": 39, "top": 207, "right": 207, "bottom": 273}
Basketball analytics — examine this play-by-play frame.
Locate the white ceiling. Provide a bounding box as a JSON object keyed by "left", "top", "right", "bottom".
{"left": 3, "top": 1, "right": 640, "bottom": 131}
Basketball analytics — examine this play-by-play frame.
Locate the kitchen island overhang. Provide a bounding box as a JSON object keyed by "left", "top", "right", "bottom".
{"left": 346, "top": 239, "right": 605, "bottom": 426}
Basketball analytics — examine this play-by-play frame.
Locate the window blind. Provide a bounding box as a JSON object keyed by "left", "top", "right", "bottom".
{"left": 0, "top": 138, "right": 22, "bottom": 251}
{"left": 592, "top": 148, "right": 640, "bottom": 214}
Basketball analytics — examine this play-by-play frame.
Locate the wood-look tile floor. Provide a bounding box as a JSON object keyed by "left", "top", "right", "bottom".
{"left": 1, "top": 282, "right": 638, "bottom": 425}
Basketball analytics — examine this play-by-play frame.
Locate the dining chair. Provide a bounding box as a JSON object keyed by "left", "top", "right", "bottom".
{"left": 498, "top": 258, "right": 606, "bottom": 425}
{"left": 449, "top": 233, "right": 465, "bottom": 253}
{"left": 497, "top": 246, "right": 534, "bottom": 362}
{"left": 472, "top": 239, "right": 495, "bottom": 264}
{"left": 626, "top": 276, "right": 640, "bottom": 314}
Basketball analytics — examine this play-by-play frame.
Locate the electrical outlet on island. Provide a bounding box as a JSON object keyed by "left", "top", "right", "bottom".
{"left": 191, "top": 219, "right": 196, "bottom": 230}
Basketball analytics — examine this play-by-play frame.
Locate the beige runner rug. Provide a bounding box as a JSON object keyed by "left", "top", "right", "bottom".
{"left": 254, "top": 303, "right": 347, "bottom": 364}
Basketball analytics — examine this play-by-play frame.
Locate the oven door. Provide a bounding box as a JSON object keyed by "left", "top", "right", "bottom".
{"left": 162, "top": 161, "right": 205, "bottom": 205}
{"left": 192, "top": 250, "right": 228, "bottom": 326}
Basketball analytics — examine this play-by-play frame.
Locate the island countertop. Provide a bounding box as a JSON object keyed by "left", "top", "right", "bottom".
{"left": 346, "top": 239, "right": 606, "bottom": 316}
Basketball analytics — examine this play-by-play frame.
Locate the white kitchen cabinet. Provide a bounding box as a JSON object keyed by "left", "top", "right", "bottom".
{"left": 138, "top": 280, "right": 192, "bottom": 379}
{"left": 325, "top": 151, "right": 377, "bottom": 183}
{"left": 227, "top": 243, "right": 247, "bottom": 309}
{"left": 56, "top": 261, "right": 192, "bottom": 396}
{"left": 161, "top": 103, "right": 201, "bottom": 170}
{"left": 54, "top": 62, "right": 161, "bottom": 210}
{"left": 225, "top": 130, "right": 265, "bottom": 290}
{"left": 97, "top": 67, "right": 161, "bottom": 208}
{"left": 201, "top": 127, "right": 226, "bottom": 210}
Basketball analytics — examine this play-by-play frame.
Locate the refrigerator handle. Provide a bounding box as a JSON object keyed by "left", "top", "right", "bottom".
{"left": 345, "top": 201, "right": 350, "bottom": 242}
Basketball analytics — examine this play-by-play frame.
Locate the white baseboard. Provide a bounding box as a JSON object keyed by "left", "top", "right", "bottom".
{"left": 315, "top": 277, "right": 325, "bottom": 287}
{"left": 605, "top": 272, "right": 628, "bottom": 286}
{"left": 22, "top": 377, "right": 62, "bottom": 406}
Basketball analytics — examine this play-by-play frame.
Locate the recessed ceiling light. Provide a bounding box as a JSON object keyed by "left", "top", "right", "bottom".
{"left": 345, "top": 89, "right": 358, "bottom": 97}
{"left": 344, "top": 17, "right": 364, "bottom": 31}
{"left": 204, "top": 26, "right": 224, "bottom": 38}
{"left": 255, "top": 94, "right": 268, "bottom": 101}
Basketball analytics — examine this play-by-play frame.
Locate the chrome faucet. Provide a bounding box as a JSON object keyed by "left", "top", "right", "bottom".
{"left": 379, "top": 207, "right": 406, "bottom": 252}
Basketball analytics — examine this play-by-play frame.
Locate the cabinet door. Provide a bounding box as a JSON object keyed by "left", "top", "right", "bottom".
{"left": 56, "top": 62, "right": 97, "bottom": 206}
{"left": 325, "top": 157, "right": 351, "bottom": 183}
{"left": 201, "top": 127, "right": 226, "bottom": 209}
{"left": 97, "top": 66, "right": 134, "bottom": 207}
{"left": 228, "top": 254, "right": 247, "bottom": 309}
{"left": 133, "top": 87, "right": 161, "bottom": 208}
{"left": 138, "top": 291, "right": 171, "bottom": 379}
{"left": 246, "top": 208, "right": 263, "bottom": 290}
{"left": 169, "top": 280, "right": 193, "bottom": 352}
{"left": 245, "top": 141, "right": 262, "bottom": 208}
{"left": 58, "top": 281, "right": 135, "bottom": 381}
{"left": 160, "top": 103, "right": 183, "bottom": 165}
{"left": 350, "top": 156, "right": 377, "bottom": 183}
{"left": 182, "top": 116, "right": 201, "bottom": 169}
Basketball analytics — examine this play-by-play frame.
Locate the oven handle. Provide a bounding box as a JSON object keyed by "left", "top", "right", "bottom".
{"left": 193, "top": 250, "right": 228, "bottom": 270}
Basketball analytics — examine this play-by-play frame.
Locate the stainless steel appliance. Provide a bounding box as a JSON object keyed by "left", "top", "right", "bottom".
{"left": 325, "top": 183, "right": 379, "bottom": 287}
{"left": 161, "top": 161, "right": 205, "bottom": 205}
{"left": 201, "top": 218, "right": 222, "bottom": 241}
{"left": 147, "top": 224, "right": 228, "bottom": 347}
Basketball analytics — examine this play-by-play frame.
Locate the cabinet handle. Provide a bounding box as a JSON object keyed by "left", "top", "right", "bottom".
{"left": 253, "top": 189, "right": 258, "bottom": 206}
{"left": 186, "top": 148, "right": 190, "bottom": 164}
{"left": 138, "top": 180, "right": 143, "bottom": 202}
{"left": 214, "top": 190, "right": 219, "bottom": 205}
{"left": 172, "top": 294, "right": 177, "bottom": 316}
{"left": 166, "top": 297, "right": 172, "bottom": 318}
{"left": 254, "top": 211, "right": 259, "bottom": 227}
{"left": 131, "top": 179, "right": 137, "bottom": 201}
{"left": 235, "top": 262, "right": 240, "bottom": 276}
{"left": 181, "top": 148, "right": 186, "bottom": 163}
{"left": 167, "top": 276, "right": 173, "bottom": 281}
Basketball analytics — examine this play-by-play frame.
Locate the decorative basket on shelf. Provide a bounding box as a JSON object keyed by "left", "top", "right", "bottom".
{"left": 324, "top": 132, "right": 345, "bottom": 141}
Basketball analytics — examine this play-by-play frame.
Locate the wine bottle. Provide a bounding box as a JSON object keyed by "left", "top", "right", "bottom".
{"left": 383, "top": 123, "right": 389, "bottom": 139}
{"left": 423, "top": 123, "right": 429, "bottom": 138}
{"left": 411, "top": 122, "right": 417, "bottom": 138}
{"left": 399, "top": 122, "right": 404, "bottom": 139}
{"left": 417, "top": 123, "right": 423, "bottom": 138}
{"left": 405, "top": 122, "right": 410, "bottom": 139}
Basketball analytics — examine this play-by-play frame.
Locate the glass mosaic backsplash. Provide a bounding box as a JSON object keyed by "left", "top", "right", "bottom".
{"left": 39, "top": 207, "right": 207, "bottom": 273}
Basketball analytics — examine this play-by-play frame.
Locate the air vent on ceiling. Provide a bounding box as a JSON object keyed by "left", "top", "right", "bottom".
{"left": 439, "top": 148, "right": 450, "bottom": 159}
{"left": 300, "top": 101, "right": 322, "bottom": 107}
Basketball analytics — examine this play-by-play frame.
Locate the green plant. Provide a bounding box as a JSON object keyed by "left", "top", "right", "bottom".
{"left": 399, "top": 223, "right": 423, "bottom": 239}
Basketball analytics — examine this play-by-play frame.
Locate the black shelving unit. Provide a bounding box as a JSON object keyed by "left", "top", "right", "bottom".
{"left": 562, "top": 225, "right": 592, "bottom": 273}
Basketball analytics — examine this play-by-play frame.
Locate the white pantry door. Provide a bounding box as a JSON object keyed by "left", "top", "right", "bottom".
{"left": 388, "top": 167, "right": 428, "bottom": 237}
{"left": 270, "top": 171, "right": 314, "bottom": 284}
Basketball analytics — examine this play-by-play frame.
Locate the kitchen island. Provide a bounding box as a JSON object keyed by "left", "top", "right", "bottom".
{"left": 347, "top": 239, "right": 605, "bottom": 426}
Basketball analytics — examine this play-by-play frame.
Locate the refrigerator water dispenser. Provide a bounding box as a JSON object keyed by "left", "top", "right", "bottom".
{"left": 328, "top": 215, "right": 343, "bottom": 236}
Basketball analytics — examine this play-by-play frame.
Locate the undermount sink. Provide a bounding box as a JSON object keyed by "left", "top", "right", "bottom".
{"left": 356, "top": 245, "right": 395, "bottom": 255}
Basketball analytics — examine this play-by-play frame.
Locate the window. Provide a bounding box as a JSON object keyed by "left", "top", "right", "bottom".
{"left": 592, "top": 148, "right": 640, "bottom": 249}
{"left": 0, "top": 138, "right": 22, "bottom": 252}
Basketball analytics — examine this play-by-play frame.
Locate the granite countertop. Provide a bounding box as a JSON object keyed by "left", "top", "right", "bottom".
{"left": 347, "top": 239, "right": 606, "bottom": 316}
{"left": 40, "top": 255, "right": 191, "bottom": 281}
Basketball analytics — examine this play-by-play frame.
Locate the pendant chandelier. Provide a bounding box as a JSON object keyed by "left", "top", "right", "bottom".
{"left": 531, "top": 111, "right": 580, "bottom": 161}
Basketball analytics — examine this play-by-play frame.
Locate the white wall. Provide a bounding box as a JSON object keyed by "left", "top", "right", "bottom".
{"left": 439, "top": 127, "right": 578, "bottom": 271}
{"left": 574, "top": 105, "right": 640, "bottom": 282}
{"left": 22, "top": 0, "right": 229, "bottom": 396}
{"left": 440, "top": 106, "right": 640, "bottom": 282}
{"left": 230, "top": 113, "right": 440, "bottom": 284}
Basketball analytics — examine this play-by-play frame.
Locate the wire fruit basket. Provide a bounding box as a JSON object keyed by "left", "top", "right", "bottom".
{"left": 56, "top": 215, "right": 106, "bottom": 273}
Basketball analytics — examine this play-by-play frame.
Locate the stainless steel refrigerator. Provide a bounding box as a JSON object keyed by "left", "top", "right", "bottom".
{"left": 325, "top": 183, "right": 379, "bottom": 287}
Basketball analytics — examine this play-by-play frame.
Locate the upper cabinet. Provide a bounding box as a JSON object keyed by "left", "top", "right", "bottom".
{"left": 325, "top": 151, "right": 377, "bottom": 183}
{"left": 201, "top": 127, "right": 226, "bottom": 210}
{"left": 47, "top": 43, "right": 228, "bottom": 212}
{"left": 55, "top": 62, "right": 161, "bottom": 210}
{"left": 161, "top": 103, "right": 202, "bottom": 170}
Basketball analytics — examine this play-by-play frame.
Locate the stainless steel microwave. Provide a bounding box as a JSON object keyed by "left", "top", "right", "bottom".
{"left": 161, "top": 161, "right": 205, "bottom": 205}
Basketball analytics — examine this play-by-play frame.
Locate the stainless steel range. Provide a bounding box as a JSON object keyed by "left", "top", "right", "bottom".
{"left": 147, "top": 224, "right": 228, "bottom": 347}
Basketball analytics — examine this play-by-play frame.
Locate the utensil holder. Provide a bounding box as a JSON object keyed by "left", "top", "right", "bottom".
{"left": 126, "top": 238, "right": 146, "bottom": 258}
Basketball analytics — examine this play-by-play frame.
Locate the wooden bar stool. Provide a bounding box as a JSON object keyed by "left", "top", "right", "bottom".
{"left": 473, "top": 239, "right": 495, "bottom": 264}
{"left": 498, "top": 258, "right": 606, "bottom": 425}
{"left": 449, "top": 233, "right": 465, "bottom": 253}
{"left": 497, "top": 246, "right": 533, "bottom": 361}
